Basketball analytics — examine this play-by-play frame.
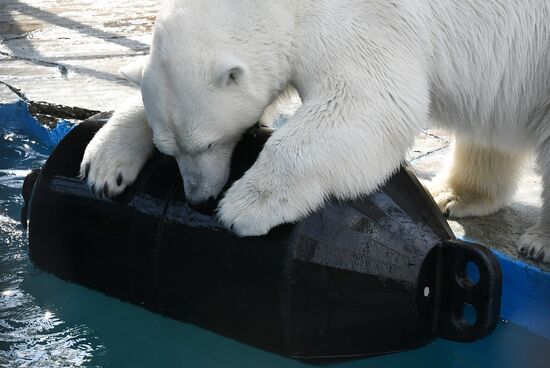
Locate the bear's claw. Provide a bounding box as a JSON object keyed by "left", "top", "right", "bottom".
{"left": 83, "top": 163, "right": 90, "bottom": 179}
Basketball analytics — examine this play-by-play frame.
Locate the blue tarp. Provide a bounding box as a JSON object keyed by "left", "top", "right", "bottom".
{"left": 0, "top": 100, "right": 75, "bottom": 148}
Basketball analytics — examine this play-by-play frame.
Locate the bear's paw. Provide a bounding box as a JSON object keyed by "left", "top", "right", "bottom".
{"left": 79, "top": 128, "right": 150, "bottom": 198}
{"left": 518, "top": 226, "right": 550, "bottom": 263}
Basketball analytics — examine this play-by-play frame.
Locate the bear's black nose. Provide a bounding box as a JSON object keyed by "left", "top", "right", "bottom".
{"left": 189, "top": 196, "right": 218, "bottom": 215}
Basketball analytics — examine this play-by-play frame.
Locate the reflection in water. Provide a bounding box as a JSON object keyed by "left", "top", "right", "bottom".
{"left": 1, "top": 132, "right": 49, "bottom": 171}
{"left": 0, "top": 119, "right": 101, "bottom": 367}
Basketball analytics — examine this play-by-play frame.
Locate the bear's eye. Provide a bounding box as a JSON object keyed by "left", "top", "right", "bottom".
{"left": 207, "top": 143, "right": 213, "bottom": 149}
{"left": 228, "top": 72, "right": 236, "bottom": 82}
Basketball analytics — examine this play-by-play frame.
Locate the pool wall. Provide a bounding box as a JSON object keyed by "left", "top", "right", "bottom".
{"left": 493, "top": 250, "right": 550, "bottom": 340}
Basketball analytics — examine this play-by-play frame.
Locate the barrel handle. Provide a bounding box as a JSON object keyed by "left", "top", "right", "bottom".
{"left": 436, "top": 240, "right": 502, "bottom": 342}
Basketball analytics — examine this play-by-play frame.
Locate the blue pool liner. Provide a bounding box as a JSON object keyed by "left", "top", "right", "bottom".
{"left": 458, "top": 234, "right": 550, "bottom": 340}
{"left": 0, "top": 100, "right": 75, "bottom": 147}
{"left": 492, "top": 250, "right": 550, "bottom": 340}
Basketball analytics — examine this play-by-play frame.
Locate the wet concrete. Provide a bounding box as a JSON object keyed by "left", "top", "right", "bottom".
{"left": 0, "top": 0, "right": 546, "bottom": 271}
{"left": 0, "top": 0, "right": 158, "bottom": 111}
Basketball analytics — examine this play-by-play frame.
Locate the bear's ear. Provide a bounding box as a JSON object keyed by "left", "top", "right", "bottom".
{"left": 119, "top": 60, "right": 144, "bottom": 86}
{"left": 215, "top": 60, "right": 246, "bottom": 87}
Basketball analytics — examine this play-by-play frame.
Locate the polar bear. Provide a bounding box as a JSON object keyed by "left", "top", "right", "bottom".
{"left": 80, "top": 0, "right": 550, "bottom": 263}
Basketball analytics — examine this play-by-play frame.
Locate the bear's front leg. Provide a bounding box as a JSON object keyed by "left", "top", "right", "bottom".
{"left": 80, "top": 96, "right": 153, "bottom": 197}
{"left": 217, "top": 79, "right": 428, "bottom": 236}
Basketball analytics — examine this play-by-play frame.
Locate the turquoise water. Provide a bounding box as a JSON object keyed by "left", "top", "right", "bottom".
{"left": 1, "top": 117, "right": 550, "bottom": 367}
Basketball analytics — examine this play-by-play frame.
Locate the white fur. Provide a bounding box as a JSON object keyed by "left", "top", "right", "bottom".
{"left": 80, "top": 95, "right": 153, "bottom": 196}
{"left": 81, "top": 0, "right": 550, "bottom": 262}
{"left": 428, "top": 138, "right": 528, "bottom": 218}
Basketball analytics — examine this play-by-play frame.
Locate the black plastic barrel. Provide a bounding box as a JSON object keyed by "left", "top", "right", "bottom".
{"left": 23, "top": 117, "right": 502, "bottom": 362}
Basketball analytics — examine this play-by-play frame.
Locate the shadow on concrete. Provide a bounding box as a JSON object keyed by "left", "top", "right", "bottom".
{"left": 1, "top": 0, "right": 149, "bottom": 51}
{"left": 0, "top": 0, "right": 149, "bottom": 83}
{"left": 449, "top": 202, "right": 549, "bottom": 272}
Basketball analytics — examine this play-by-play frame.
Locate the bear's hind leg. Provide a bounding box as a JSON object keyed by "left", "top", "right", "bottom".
{"left": 428, "top": 136, "right": 527, "bottom": 218}
{"left": 518, "top": 130, "right": 550, "bottom": 263}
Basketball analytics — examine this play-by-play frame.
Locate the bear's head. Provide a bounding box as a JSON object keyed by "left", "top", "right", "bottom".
{"left": 122, "top": 0, "right": 293, "bottom": 205}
